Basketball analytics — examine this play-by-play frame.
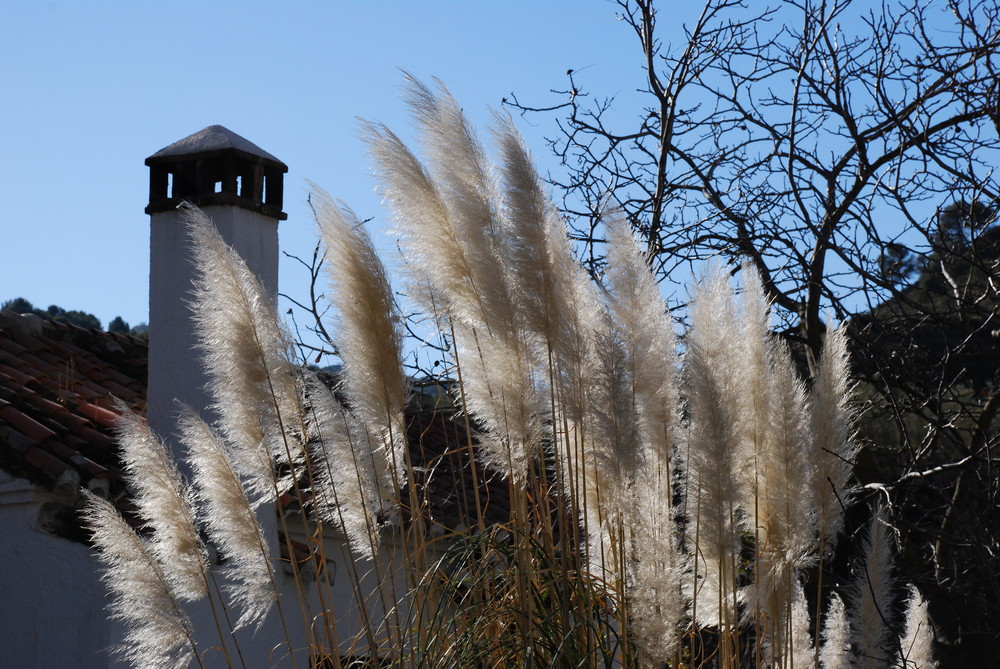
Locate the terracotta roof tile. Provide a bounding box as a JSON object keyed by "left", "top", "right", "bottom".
{"left": 24, "top": 445, "right": 74, "bottom": 481}
{"left": 38, "top": 438, "right": 108, "bottom": 476}
{"left": 0, "top": 404, "right": 59, "bottom": 442}
{"left": 74, "top": 425, "right": 114, "bottom": 449}
{"left": 47, "top": 409, "right": 90, "bottom": 432}
{"left": 18, "top": 352, "right": 51, "bottom": 374}
{"left": 0, "top": 335, "right": 28, "bottom": 356}
{"left": 0, "top": 362, "right": 34, "bottom": 387}
{"left": 0, "top": 423, "right": 34, "bottom": 453}
{"left": 101, "top": 380, "right": 138, "bottom": 399}
{"left": 78, "top": 402, "right": 120, "bottom": 429}
{"left": 23, "top": 393, "right": 65, "bottom": 418}
{"left": 0, "top": 312, "right": 145, "bottom": 508}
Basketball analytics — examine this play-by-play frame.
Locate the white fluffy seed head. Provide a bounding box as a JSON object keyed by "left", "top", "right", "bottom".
{"left": 603, "top": 212, "right": 679, "bottom": 469}
{"left": 821, "top": 592, "right": 853, "bottom": 669}
{"left": 628, "top": 460, "right": 687, "bottom": 662}
{"left": 898, "top": 585, "right": 937, "bottom": 669}
{"left": 83, "top": 490, "right": 197, "bottom": 669}
{"left": 179, "top": 408, "right": 276, "bottom": 630}
{"left": 852, "top": 508, "right": 895, "bottom": 669}
{"left": 113, "top": 402, "right": 207, "bottom": 601}
{"left": 302, "top": 373, "right": 388, "bottom": 559}
{"left": 733, "top": 262, "right": 772, "bottom": 528}
{"left": 451, "top": 322, "right": 546, "bottom": 482}
{"left": 812, "top": 321, "right": 859, "bottom": 551}
{"left": 312, "top": 185, "right": 409, "bottom": 487}
{"left": 185, "top": 205, "right": 302, "bottom": 505}
{"left": 685, "top": 265, "right": 744, "bottom": 595}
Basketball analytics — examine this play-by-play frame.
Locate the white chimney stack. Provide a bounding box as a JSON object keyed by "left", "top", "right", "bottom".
{"left": 145, "top": 125, "right": 287, "bottom": 447}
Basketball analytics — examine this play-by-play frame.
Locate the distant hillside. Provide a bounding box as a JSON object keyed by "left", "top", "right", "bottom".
{"left": 1, "top": 297, "right": 148, "bottom": 338}
{"left": 1, "top": 297, "right": 102, "bottom": 330}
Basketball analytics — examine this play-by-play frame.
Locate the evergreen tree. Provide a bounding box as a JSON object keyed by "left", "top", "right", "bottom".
{"left": 108, "top": 316, "right": 130, "bottom": 334}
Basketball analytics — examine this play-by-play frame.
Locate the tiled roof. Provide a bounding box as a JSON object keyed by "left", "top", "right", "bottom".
{"left": 0, "top": 312, "right": 146, "bottom": 496}
{"left": 0, "top": 311, "right": 508, "bottom": 541}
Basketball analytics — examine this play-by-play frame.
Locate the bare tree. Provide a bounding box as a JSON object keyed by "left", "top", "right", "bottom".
{"left": 508, "top": 0, "right": 1000, "bottom": 662}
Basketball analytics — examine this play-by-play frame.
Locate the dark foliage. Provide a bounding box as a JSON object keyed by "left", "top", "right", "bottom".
{"left": 2, "top": 297, "right": 102, "bottom": 330}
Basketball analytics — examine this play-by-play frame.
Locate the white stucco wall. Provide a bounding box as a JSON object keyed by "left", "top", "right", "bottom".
{"left": 0, "top": 469, "right": 353, "bottom": 668}
{"left": 0, "top": 476, "right": 120, "bottom": 669}
{"left": 0, "top": 469, "right": 437, "bottom": 668}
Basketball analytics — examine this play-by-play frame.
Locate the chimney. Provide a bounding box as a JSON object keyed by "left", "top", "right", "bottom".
{"left": 145, "top": 125, "right": 288, "bottom": 446}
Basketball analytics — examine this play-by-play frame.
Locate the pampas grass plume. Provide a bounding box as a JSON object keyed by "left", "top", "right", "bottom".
{"left": 852, "top": 508, "right": 895, "bottom": 669}
{"left": 113, "top": 402, "right": 207, "bottom": 601}
{"left": 898, "top": 585, "right": 937, "bottom": 668}
{"left": 789, "top": 578, "right": 816, "bottom": 668}
{"left": 303, "top": 373, "right": 386, "bottom": 558}
{"left": 185, "top": 206, "right": 301, "bottom": 503}
{"left": 603, "top": 212, "right": 679, "bottom": 463}
{"left": 685, "top": 264, "right": 744, "bottom": 626}
{"left": 812, "top": 320, "right": 858, "bottom": 550}
{"left": 84, "top": 490, "right": 197, "bottom": 669}
{"left": 312, "top": 185, "right": 408, "bottom": 487}
{"left": 820, "top": 592, "right": 852, "bottom": 669}
{"left": 734, "top": 262, "right": 773, "bottom": 527}
{"left": 180, "top": 407, "right": 277, "bottom": 630}
{"left": 369, "top": 77, "right": 550, "bottom": 481}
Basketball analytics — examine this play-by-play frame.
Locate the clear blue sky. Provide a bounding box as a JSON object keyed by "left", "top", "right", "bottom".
{"left": 2, "top": 1, "right": 682, "bottom": 339}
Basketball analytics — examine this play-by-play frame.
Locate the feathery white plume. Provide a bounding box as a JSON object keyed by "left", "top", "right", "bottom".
{"left": 399, "top": 77, "right": 519, "bottom": 341}
{"left": 820, "top": 592, "right": 853, "bottom": 669}
{"left": 685, "top": 264, "right": 744, "bottom": 627}
{"left": 788, "top": 578, "right": 817, "bottom": 669}
{"left": 312, "top": 186, "right": 408, "bottom": 487}
{"left": 303, "top": 373, "right": 387, "bottom": 558}
{"left": 84, "top": 491, "right": 197, "bottom": 669}
{"left": 366, "top": 79, "right": 548, "bottom": 481}
{"left": 751, "top": 341, "right": 817, "bottom": 635}
{"left": 600, "top": 213, "right": 684, "bottom": 642}
{"left": 362, "top": 120, "right": 477, "bottom": 322}
{"left": 628, "top": 450, "right": 687, "bottom": 663}
{"left": 491, "top": 113, "right": 562, "bottom": 344}
{"left": 733, "top": 262, "right": 772, "bottom": 530}
{"left": 897, "top": 585, "right": 937, "bottom": 668}
{"left": 852, "top": 509, "right": 895, "bottom": 669}
{"left": 180, "top": 408, "right": 276, "bottom": 630}
{"left": 583, "top": 315, "right": 640, "bottom": 578}
{"left": 491, "top": 112, "right": 606, "bottom": 509}
{"left": 113, "top": 402, "right": 207, "bottom": 601}
{"left": 603, "top": 212, "right": 679, "bottom": 467}
{"left": 493, "top": 113, "right": 602, "bottom": 360}
{"left": 763, "top": 344, "right": 816, "bottom": 564}
{"left": 185, "top": 205, "right": 301, "bottom": 504}
{"left": 450, "top": 321, "right": 546, "bottom": 480}
{"left": 811, "top": 321, "right": 858, "bottom": 552}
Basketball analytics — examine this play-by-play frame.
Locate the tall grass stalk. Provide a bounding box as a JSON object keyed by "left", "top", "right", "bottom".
{"left": 85, "top": 80, "right": 938, "bottom": 668}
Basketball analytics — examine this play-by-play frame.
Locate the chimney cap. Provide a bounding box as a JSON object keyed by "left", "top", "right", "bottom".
{"left": 146, "top": 125, "right": 286, "bottom": 169}
{"left": 145, "top": 125, "right": 287, "bottom": 219}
